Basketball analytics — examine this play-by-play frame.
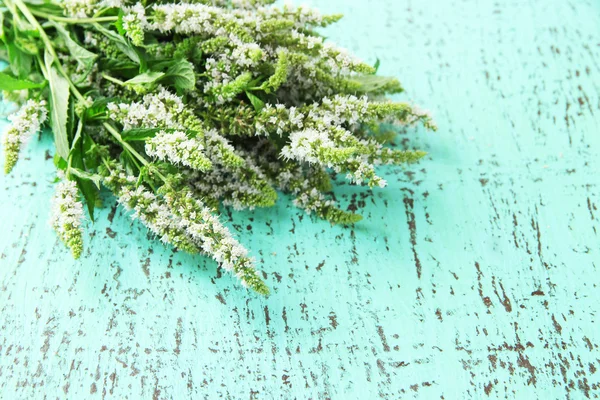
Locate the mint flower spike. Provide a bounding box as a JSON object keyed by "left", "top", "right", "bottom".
{"left": 3, "top": 100, "right": 47, "bottom": 174}
{"left": 107, "top": 88, "right": 245, "bottom": 171}
{"left": 145, "top": 130, "right": 213, "bottom": 172}
{"left": 103, "top": 170, "right": 200, "bottom": 255}
{"left": 103, "top": 167, "right": 269, "bottom": 295}
{"left": 107, "top": 87, "right": 185, "bottom": 131}
{"left": 185, "top": 146, "right": 278, "bottom": 211}
{"left": 122, "top": 3, "right": 147, "bottom": 46}
{"left": 275, "top": 163, "right": 363, "bottom": 225}
{"left": 50, "top": 176, "right": 85, "bottom": 259}
{"left": 163, "top": 187, "right": 270, "bottom": 295}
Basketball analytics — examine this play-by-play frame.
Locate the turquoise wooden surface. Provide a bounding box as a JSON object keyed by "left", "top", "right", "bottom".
{"left": 1, "top": 0, "right": 600, "bottom": 398}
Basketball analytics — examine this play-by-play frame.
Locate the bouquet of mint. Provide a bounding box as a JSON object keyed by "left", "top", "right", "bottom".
{"left": 0, "top": 0, "right": 435, "bottom": 295}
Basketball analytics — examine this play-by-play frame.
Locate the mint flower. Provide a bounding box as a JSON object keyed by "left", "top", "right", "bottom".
{"left": 103, "top": 167, "right": 269, "bottom": 294}
{"left": 163, "top": 187, "right": 269, "bottom": 295}
{"left": 103, "top": 170, "right": 200, "bottom": 254}
{"left": 145, "top": 130, "right": 212, "bottom": 172}
{"left": 3, "top": 100, "right": 47, "bottom": 174}
{"left": 50, "top": 177, "right": 85, "bottom": 259}
{"left": 122, "top": 3, "right": 147, "bottom": 46}
{"left": 107, "top": 87, "right": 184, "bottom": 130}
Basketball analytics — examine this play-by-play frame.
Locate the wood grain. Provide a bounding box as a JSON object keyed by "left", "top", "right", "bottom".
{"left": 1, "top": 0, "right": 599, "bottom": 398}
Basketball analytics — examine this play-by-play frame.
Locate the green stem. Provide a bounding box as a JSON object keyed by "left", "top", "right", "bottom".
{"left": 103, "top": 122, "right": 168, "bottom": 182}
{"left": 29, "top": 9, "right": 118, "bottom": 24}
{"left": 101, "top": 157, "right": 113, "bottom": 173}
{"left": 103, "top": 123, "right": 149, "bottom": 166}
{"left": 35, "top": 53, "right": 48, "bottom": 77}
{"left": 10, "top": 0, "right": 90, "bottom": 106}
{"left": 2, "top": 0, "right": 24, "bottom": 28}
{"left": 101, "top": 73, "right": 125, "bottom": 86}
{"left": 66, "top": 120, "right": 84, "bottom": 178}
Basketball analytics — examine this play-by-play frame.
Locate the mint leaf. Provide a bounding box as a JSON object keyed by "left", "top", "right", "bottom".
{"left": 0, "top": 71, "right": 45, "bottom": 90}
{"left": 93, "top": 23, "right": 145, "bottom": 69}
{"left": 0, "top": 11, "right": 4, "bottom": 40}
{"left": 246, "top": 91, "right": 265, "bottom": 112}
{"left": 121, "top": 127, "right": 162, "bottom": 141}
{"left": 45, "top": 50, "right": 70, "bottom": 160}
{"left": 162, "top": 59, "right": 196, "bottom": 92}
{"left": 7, "top": 41, "right": 32, "bottom": 78}
{"left": 83, "top": 97, "right": 118, "bottom": 122}
{"left": 125, "top": 71, "right": 165, "bottom": 86}
{"left": 69, "top": 167, "right": 102, "bottom": 189}
{"left": 50, "top": 21, "right": 97, "bottom": 82}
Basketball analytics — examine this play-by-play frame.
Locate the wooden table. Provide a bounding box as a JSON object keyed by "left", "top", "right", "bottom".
{"left": 1, "top": 0, "right": 599, "bottom": 398}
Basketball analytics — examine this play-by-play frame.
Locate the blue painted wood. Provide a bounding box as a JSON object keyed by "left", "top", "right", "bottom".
{"left": 1, "top": 0, "right": 599, "bottom": 398}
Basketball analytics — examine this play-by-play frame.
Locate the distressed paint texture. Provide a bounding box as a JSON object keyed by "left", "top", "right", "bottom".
{"left": 1, "top": 0, "right": 599, "bottom": 398}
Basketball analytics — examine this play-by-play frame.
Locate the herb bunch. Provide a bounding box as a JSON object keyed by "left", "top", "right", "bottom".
{"left": 0, "top": 0, "right": 435, "bottom": 295}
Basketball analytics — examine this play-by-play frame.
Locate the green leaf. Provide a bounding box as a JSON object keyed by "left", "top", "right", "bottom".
{"left": 121, "top": 127, "right": 201, "bottom": 141}
{"left": 191, "top": 46, "right": 203, "bottom": 64}
{"left": 373, "top": 58, "right": 381, "bottom": 73}
{"left": 14, "top": 34, "right": 39, "bottom": 55}
{"left": 67, "top": 90, "right": 76, "bottom": 140}
{"left": 0, "top": 11, "right": 4, "bottom": 40}
{"left": 7, "top": 41, "right": 33, "bottom": 78}
{"left": 247, "top": 77, "right": 263, "bottom": 89}
{"left": 75, "top": 174, "right": 99, "bottom": 220}
{"left": 124, "top": 71, "right": 165, "bottom": 86}
{"left": 0, "top": 72, "right": 45, "bottom": 91}
{"left": 83, "top": 96, "right": 118, "bottom": 122}
{"left": 69, "top": 120, "right": 98, "bottom": 220}
{"left": 149, "top": 59, "right": 175, "bottom": 71}
{"left": 162, "top": 59, "right": 196, "bottom": 92}
{"left": 102, "top": 58, "right": 138, "bottom": 74}
{"left": 70, "top": 163, "right": 99, "bottom": 221}
{"left": 49, "top": 21, "right": 97, "bottom": 82}
{"left": 121, "top": 128, "right": 161, "bottom": 141}
{"left": 69, "top": 167, "right": 102, "bottom": 189}
{"left": 45, "top": 50, "right": 70, "bottom": 160}
{"left": 119, "top": 150, "right": 138, "bottom": 176}
{"left": 53, "top": 154, "right": 68, "bottom": 170}
{"left": 70, "top": 118, "right": 83, "bottom": 151}
{"left": 82, "top": 135, "right": 100, "bottom": 169}
{"left": 115, "top": 10, "right": 126, "bottom": 36}
{"left": 93, "top": 23, "right": 145, "bottom": 69}
{"left": 245, "top": 91, "right": 265, "bottom": 112}
{"left": 350, "top": 75, "right": 403, "bottom": 94}
{"left": 25, "top": 1, "right": 64, "bottom": 16}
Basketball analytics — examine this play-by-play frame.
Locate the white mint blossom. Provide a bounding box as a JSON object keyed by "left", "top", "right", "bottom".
{"left": 104, "top": 168, "right": 268, "bottom": 293}
{"left": 281, "top": 129, "right": 387, "bottom": 188}
{"left": 3, "top": 99, "right": 47, "bottom": 174}
{"left": 145, "top": 130, "right": 212, "bottom": 171}
{"left": 347, "top": 160, "right": 387, "bottom": 188}
{"left": 122, "top": 3, "right": 147, "bottom": 46}
{"left": 108, "top": 88, "right": 244, "bottom": 169}
{"left": 292, "top": 188, "right": 335, "bottom": 215}
{"left": 50, "top": 176, "right": 85, "bottom": 259}
{"left": 108, "top": 87, "right": 184, "bottom": 130}
{"left": 290, "top": 30, "right": 368, "bottom": 74}
{"left": 186, "top": 146, "right": 276, "bottom": 210}
{"left": 147, "top": 3, "right": 225, "bottom": 35}
{"left": 281, "top": 129, "right": 335, "bottom": 164}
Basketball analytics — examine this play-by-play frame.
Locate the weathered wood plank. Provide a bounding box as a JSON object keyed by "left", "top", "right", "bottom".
{"left": 0, "top": 0, "right": 599, "bottom": 398}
